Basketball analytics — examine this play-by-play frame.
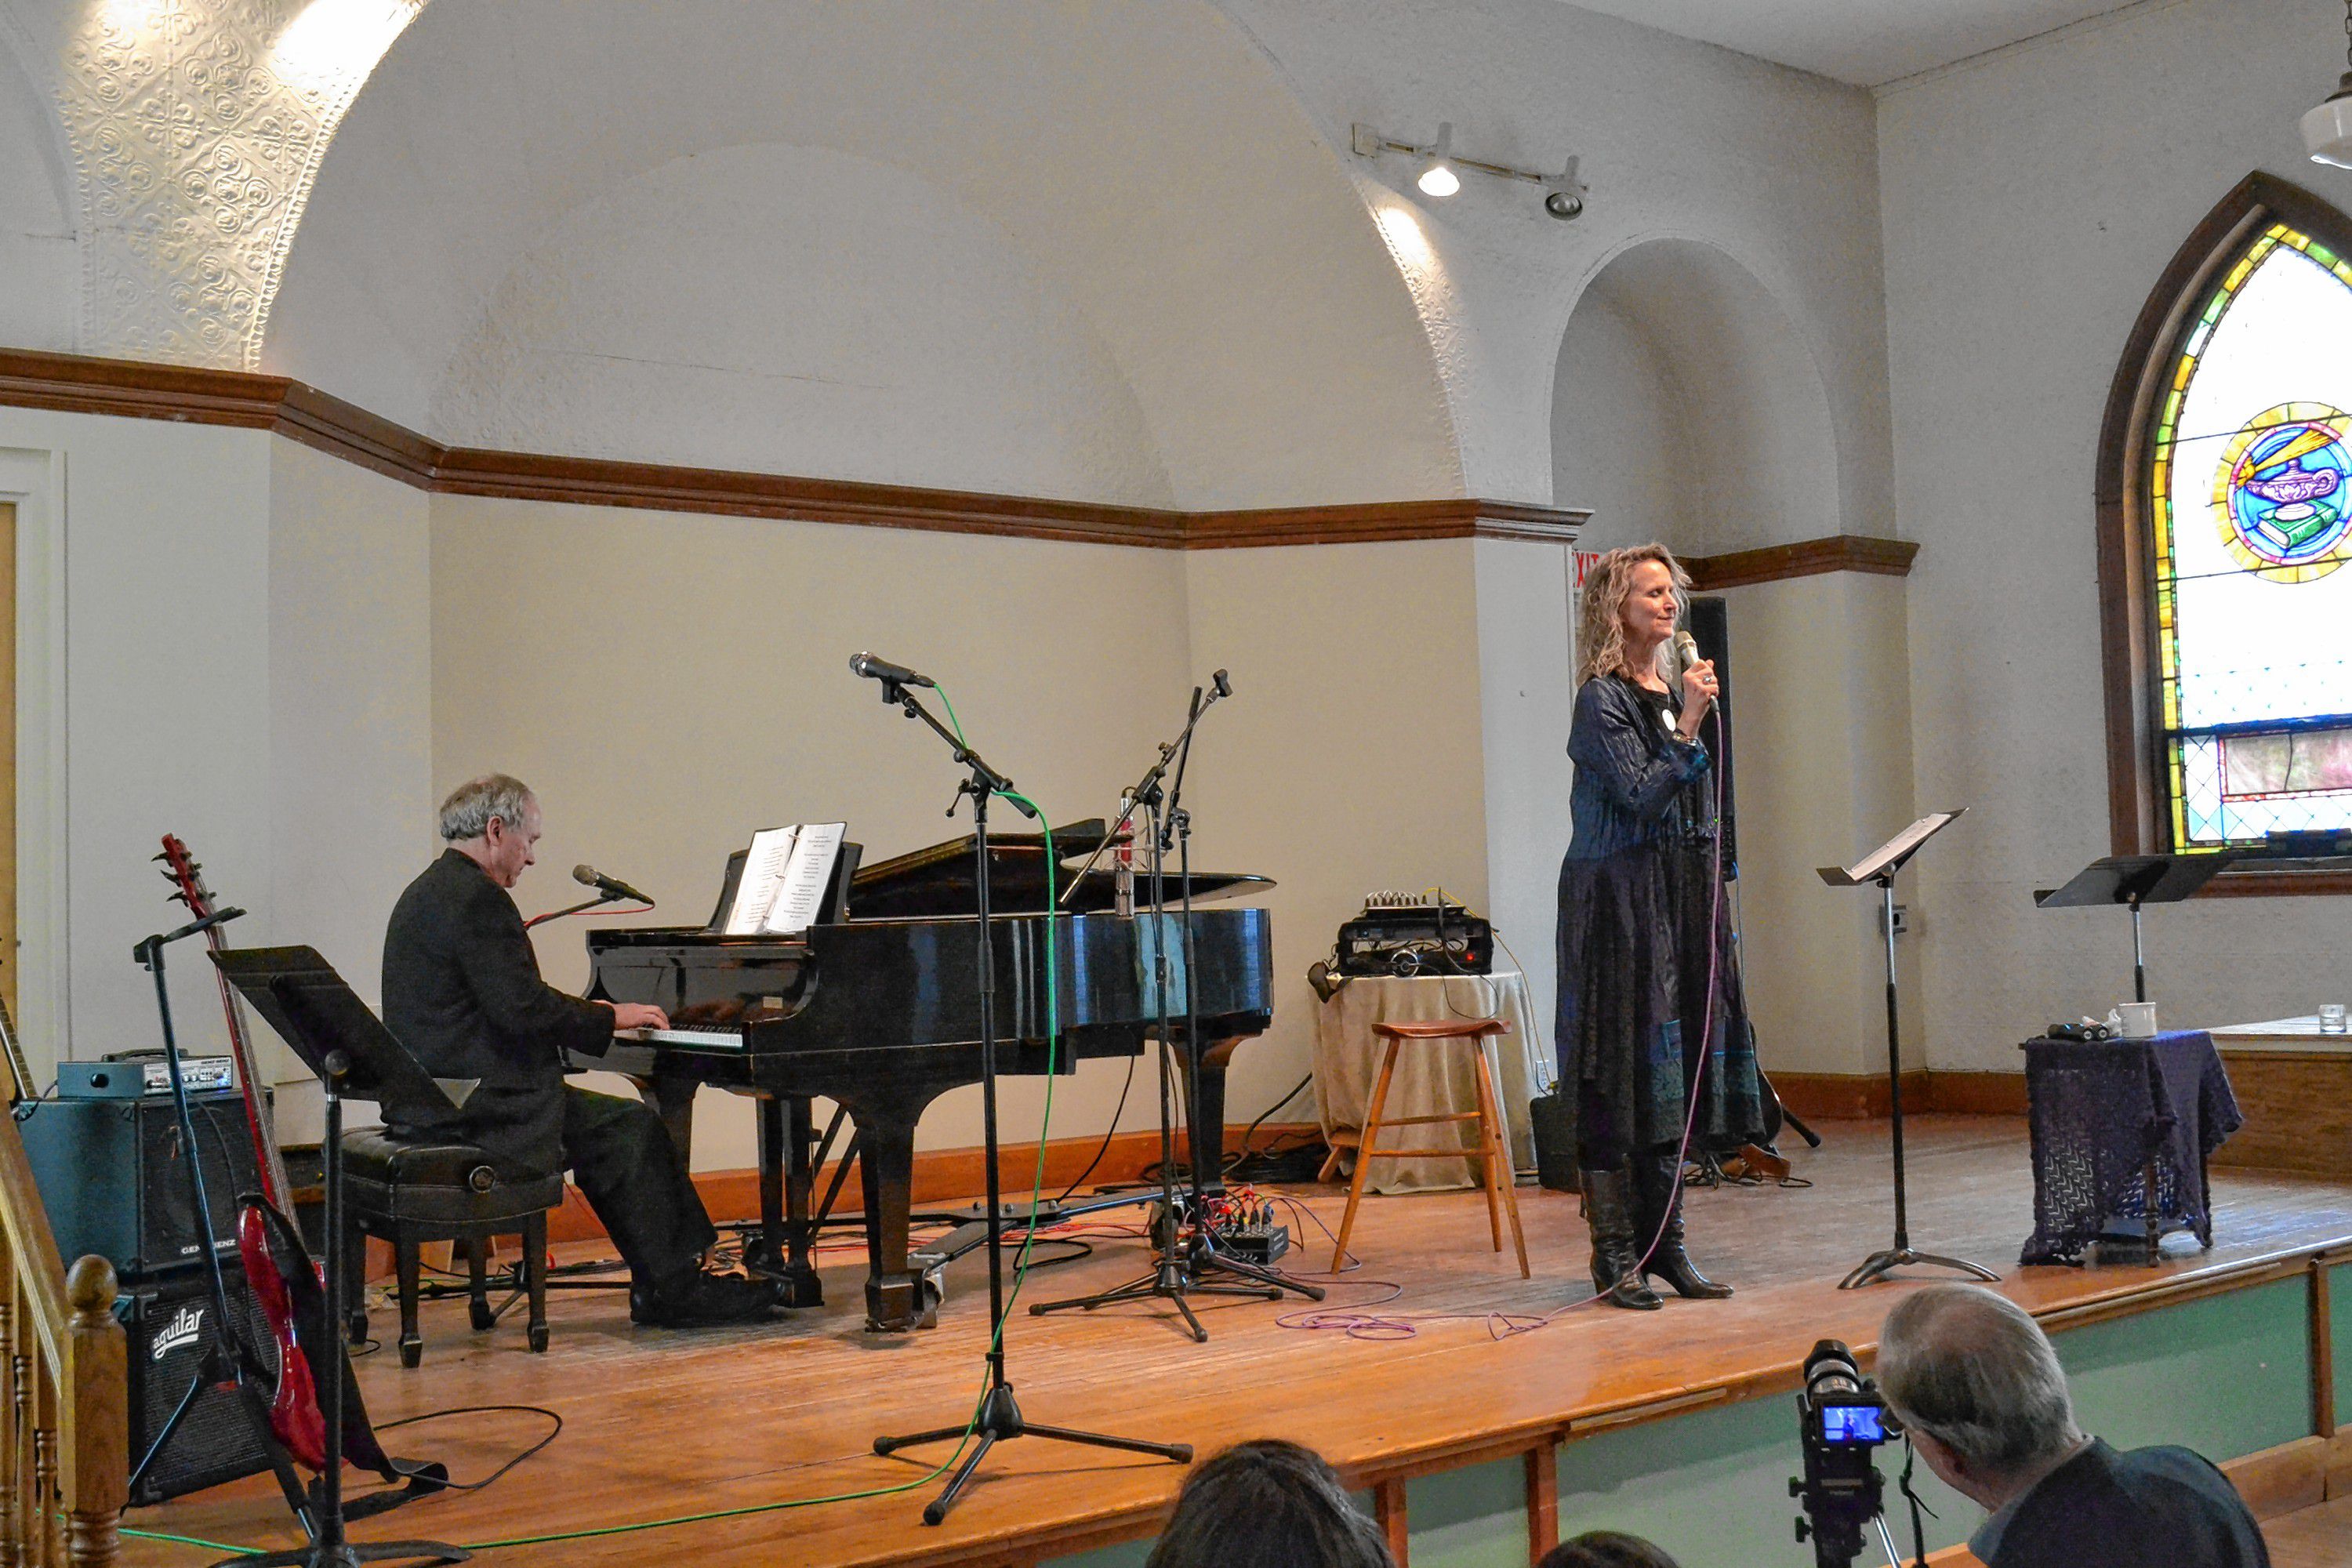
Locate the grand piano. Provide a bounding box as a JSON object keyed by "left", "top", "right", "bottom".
{"left": 579, "top": 823, "right": 1274, "bottom": 1330}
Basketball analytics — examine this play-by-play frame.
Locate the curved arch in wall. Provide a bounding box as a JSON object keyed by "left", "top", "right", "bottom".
{"left": 1550, "top": 236, "right": 1841, "bottom": 555}
{"left": 0, "top": 24, "right": 76, "bottom": 352}
{"left": 267, "top": 0, "right": 1462, "bottom": 511}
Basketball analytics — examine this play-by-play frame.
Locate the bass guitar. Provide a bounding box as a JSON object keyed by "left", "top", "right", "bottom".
{"left": 157, "top": 837, "right": 415, "bottom": 1484}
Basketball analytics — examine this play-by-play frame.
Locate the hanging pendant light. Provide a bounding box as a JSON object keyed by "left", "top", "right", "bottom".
{"left": 2304, "top": 1, "right": 2352, "bottom": 168}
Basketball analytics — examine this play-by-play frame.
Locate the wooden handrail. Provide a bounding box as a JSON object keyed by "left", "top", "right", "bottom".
{"left": 0, "top": 1049, "right": 126, "bottom": 1568}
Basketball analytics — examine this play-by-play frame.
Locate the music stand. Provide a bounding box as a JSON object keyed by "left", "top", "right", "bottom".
{"left": 211, "top": 946, "right": 469, "bottom": 1568}
{"left": 1819, "top": 811, "right": 2000, "bottom": 1290}
{"left": 2033, "top": 853, "right": 2235, "bottom": 1004}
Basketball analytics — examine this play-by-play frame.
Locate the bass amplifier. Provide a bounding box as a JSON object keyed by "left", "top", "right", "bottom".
{"left": 118, "top": 1269, "right": 278, "bottom": 1503}
{"left": 17, "top": 1089, "right": 262, "bottom": 1282}
{"left": 1336, "top": 892, "right": 1493, "bottom": 978}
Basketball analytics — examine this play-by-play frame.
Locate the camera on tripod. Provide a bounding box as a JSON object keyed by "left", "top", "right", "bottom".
{"left": 1789, "top": 1339, "right": 1900, "bottom": 1566}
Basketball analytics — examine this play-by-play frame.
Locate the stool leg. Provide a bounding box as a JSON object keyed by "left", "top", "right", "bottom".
{"left": 467, "top": 1236, "right": 497, "bottom": 1332}
{"left": 524, "top": 1213, "right": 549, "bottom": 1353}
{"left": 1330, "top": 1039, "right": 1402, "bottom": 1272}
{"left": 1467, "top": 1043, "right": 1505, "bottom": 1253}
{"left": 1473, "top": 1044, "right": 1530, "bottom": 1279}
{"left": 396, "top": 1239, "right": 423, "bottom": 1369}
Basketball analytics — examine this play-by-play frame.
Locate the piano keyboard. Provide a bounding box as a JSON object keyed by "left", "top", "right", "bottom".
{"left": 615, "top": 1025, "right": 748, "bottom": 1051}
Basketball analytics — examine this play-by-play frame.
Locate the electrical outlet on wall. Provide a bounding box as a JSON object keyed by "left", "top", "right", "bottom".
{"left": 1882, "top": 904, "right": 1913, "bottom": 938}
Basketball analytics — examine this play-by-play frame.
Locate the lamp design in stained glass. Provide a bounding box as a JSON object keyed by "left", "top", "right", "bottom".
{"left": 2148, "top": 223, "right": 2352, "bottom": 846}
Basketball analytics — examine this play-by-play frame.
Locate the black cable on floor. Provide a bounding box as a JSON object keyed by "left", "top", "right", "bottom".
{"left": 372, "top": 1403, "right": 564, "bottom": 1495}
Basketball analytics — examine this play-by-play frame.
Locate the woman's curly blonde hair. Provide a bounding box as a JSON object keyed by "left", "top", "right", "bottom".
{"left": 1575, "top": 543, "right": 1690, "bottom": 688}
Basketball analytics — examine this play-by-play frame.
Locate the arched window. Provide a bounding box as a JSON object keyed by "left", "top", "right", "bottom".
{"left": 2100, "top": 175, "right": 2352, "bottom": 891}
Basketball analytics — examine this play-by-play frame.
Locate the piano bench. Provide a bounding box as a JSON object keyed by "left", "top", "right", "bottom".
{"left": 339, "top": 1129, "right": 565, "bottom": 1369}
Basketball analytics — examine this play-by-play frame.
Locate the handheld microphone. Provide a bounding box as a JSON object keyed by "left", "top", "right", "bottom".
{"left": 1673, "top": 630, "right": 1701, "bottom": 680}
{"left": 574, "top": 865, "right": 655, "bottom": 906}
{"left": 848, "top": 652, "right": 935, "bottom": 689}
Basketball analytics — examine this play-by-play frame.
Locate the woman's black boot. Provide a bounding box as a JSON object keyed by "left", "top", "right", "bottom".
{"left": 1636, "top": 1151, "right": 1733, "bottom": 1299}
{"left": 1581, "top": 1167, "right": 1662, "bottom": 1310}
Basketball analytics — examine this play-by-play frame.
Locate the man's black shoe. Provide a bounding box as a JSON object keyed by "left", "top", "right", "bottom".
{"left": 629, "top": 1269, "right": 782, "bottom": 1328}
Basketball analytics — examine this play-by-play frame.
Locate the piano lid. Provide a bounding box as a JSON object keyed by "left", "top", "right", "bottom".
{"left": 850, "top": 818, "right": 1274, "bottom": 919}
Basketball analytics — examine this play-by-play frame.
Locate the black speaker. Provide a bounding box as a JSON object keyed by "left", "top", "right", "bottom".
{"left": 118, "top": 1269, "right": 278, "bottom": 1502}
{"left": 1686, "top": 595, "right": 1737, "bottom": 876}
{"left": 16, "top": 1090, "right": 260, "bottom": 1281}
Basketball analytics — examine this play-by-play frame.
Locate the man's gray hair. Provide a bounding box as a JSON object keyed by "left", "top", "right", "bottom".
{"left": 437, "top": 775, "right": 536, "bottom": 842}
{"left": 1877, "top": 1285, "right": 2081, "bottom": 1476}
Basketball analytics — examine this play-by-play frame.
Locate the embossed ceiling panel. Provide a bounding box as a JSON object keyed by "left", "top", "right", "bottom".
{"left": 267, "top": 0, "right": 1463, "bottom": 510}
{"left": 0, "top": 0, "right": 426, "bottom": 368}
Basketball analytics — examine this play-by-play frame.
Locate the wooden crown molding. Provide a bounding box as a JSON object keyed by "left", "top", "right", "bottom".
{"left": 1682, "top": 534, "right": 1919, "bottom": 591}
{"left": 0, "top": 347, "right": 1585, "bottom": 550}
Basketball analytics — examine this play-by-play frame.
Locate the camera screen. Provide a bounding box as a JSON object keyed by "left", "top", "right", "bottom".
{"left": 1819, "top": 1404, "right": 1887, "bottom": 1444}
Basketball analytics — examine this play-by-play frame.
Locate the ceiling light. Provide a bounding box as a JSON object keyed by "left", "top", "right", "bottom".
{"left": 2306, "top": 2, "right": 2352, "bottom": 169}
{"left": 1417, "top": 124, "right": 1461, "bottom": 198}
{"left": 1352, "top": 122, "right": 1586, "bottom": 220}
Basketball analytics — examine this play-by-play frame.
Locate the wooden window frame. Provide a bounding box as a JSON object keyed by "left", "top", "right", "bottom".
{"left": 2096, "top": 171, "right": 2352, "bottom": 897}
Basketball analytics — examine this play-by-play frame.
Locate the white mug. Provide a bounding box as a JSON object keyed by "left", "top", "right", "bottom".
{"left": 2118, "top": 1001, "right": 2158, "bottom": 1040}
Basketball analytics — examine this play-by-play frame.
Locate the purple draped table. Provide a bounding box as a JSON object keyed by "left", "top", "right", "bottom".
{"left": 2018, "top": 1029, "right": 2243, "bottom": 1265}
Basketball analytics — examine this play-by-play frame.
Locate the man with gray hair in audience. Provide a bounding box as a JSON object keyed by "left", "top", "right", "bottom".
{"left": 1876, "top": 1284, "right": 2266, "bottom": 1568}
{"left": 382, "top": 773, "right": 779, "bottom": 1328}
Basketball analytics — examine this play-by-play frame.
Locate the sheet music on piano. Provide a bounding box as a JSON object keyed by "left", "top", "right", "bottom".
{"left": 720, "top": 823, "right": 846, "bottom": 936}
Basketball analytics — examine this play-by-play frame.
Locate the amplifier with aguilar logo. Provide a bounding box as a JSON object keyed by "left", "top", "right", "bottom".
{"left": 118, "top": 1269, "right": 276, "bottom": 1502}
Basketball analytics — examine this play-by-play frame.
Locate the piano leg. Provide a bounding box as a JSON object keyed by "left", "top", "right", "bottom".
{"left": 779, "top": 1096, "right": 822, "bottom": 1308}
{"left": 1172, "top": 1034, "right": 1246, "bottom": 1197}
{"left": 856, "top": 1116, "right": 937, "bottom": 1332}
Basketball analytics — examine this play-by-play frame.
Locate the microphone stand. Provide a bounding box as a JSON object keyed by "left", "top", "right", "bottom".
{"left": 864, "top": 676, "right": 1187, "bottom": 1524}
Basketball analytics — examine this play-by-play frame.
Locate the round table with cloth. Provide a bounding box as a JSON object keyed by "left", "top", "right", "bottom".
{"left": 1312, "top": 971, "right": 1554, "bottom": 1193}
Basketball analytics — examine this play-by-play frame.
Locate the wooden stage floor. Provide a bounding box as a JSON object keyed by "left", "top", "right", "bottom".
{"left": 119, "top": 1116, "right": 2352, "bottom": 1567}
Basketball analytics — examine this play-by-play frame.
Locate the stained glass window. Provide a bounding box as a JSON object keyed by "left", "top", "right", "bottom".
{"left": 2147, "top": 221, "right": 2352, "bottom": 848}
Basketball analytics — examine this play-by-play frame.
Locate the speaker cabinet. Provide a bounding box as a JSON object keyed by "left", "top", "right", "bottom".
{"left": 17, "top": 1090, "right": 261, "bottom": 1281}
{"left": 118, "top": 1269, "right": 278, "bottom": 1503}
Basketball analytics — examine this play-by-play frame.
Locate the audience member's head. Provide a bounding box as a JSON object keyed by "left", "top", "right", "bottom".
{"left": 1876, "top": 1284, "right": 2084, "bottom": 1504}
{"left": 1145, "top": 1439, "right": 1393, "bottom": 1568}
{"left": 1538, "top": 1530, "right": 1680, "bottom": 1568}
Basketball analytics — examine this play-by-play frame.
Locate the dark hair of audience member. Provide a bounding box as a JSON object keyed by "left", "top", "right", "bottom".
{"left": 1538, "top": 1530, "right": 1681, "bottom": 1568}
{"left": 1145, "top": 1439, "right": 1395, "bottom": 1568}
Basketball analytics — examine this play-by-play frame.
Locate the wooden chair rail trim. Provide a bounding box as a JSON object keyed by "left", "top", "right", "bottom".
{"left": 0, "top": 348, "right": 1587, "bottom": 551}
{"left": 1682, "top": 534, "right": 1919, "bottom": 590}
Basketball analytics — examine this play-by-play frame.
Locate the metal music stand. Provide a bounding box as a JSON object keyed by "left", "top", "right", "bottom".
{"left": 210, "top": 946, "right": 468, "bottom": 1568}
{"left": 1819, "top": 811, "right": 2000, "bottom": 1290}
{"left": 2033, "top": 853, "right": 2236, "bottom": 1004}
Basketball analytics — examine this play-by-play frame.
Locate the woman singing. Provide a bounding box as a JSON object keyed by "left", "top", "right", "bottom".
{"left": 1556, "top": 544, "right": 1764, "bottom": 1310}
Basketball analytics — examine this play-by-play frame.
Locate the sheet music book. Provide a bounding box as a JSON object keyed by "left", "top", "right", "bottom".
{"left": 720, "top": 822, "right": 847, "bottom": 936}
{"left": 1820, "top": 809, "right": 1965, "bottom": 886}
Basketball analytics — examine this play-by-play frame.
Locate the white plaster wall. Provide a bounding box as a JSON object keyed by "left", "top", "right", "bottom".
{"left": 433, "top": 144, "right": 1171, "bottom": 506}
{"left": 0, "top": 31, "right": 76, "bottom": 353}
{"left": 1552, "top": 285, "right": 1684, "bottom": 555}
{"left": 0, "top": 411, "right": 275, "bottom": 1074}
{"left": 428, "top": 493, "right": 1199, "bottom": 1171}
{"left": 269, "top": 0, "right": 1457, "bottom": 510}
{"left": 1220, "top": 0, "right": 1893, "bottom": 521}
{"left": 1473, "top": 535, "right": 1577, "bottom": 1067}
{"left": 1179, "top": 541, "right": 1494, "bottom": 1126}
{"left": 265, "top": 438, "right": 433, "bottom": 1130}
{"left": 1879, "top": 0, "right": 2352, "bottom": 1068}
{"left": 1720, "top": 572, "right": 1920, "bottom": 1076}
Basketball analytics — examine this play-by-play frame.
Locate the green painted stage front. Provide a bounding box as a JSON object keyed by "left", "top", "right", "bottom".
{"left": 1048, "top": 1276, "right": 2315, "bottom": 1568}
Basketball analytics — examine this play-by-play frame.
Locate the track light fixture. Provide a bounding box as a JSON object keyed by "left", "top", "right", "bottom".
{"left": 1352, "top": 122, "right": 1585, "bottom": 219}
{"left": 2307, "top": 0, "right": 2352, "bottom": 169}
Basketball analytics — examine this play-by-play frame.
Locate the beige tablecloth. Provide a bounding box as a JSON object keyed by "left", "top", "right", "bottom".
{"left": 1312, "top": 971, "right": 1554, "bottom": 1193}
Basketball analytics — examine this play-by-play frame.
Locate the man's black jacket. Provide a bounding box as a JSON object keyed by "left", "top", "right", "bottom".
{"left": 381, "top": 848, "right": 615, "bottom": 1171}
{"left": 1986, "top": 1439, "right": 2267, "bottom": 1568}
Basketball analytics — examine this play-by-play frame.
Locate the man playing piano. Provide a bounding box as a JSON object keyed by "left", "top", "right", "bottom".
{"left": 382, "top": 774, "right": 779, "bottom": 1327}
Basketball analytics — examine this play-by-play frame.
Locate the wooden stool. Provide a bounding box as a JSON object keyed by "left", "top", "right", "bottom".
{"left": 1328, "top": 1018, "right": 1529, "bottom": 1277}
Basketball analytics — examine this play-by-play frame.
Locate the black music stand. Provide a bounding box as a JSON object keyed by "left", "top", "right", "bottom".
{"left": 1819, "top": 811, "right": 1999, "bottom": 1290}
{"left": 858, "top": 671, "right": 1188, "bottom": 1526}
{"left": 2033, "top": 853, "right": 2235, "bottom": 1004}
{"left": 211, "top": 946, "right": 469, "bottom": 1568}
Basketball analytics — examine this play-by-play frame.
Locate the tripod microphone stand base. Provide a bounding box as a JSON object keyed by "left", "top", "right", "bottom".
{"left": 875, "top": 1381, "right": 1192, "bottom": 1526}
{"left": 1027, "top": 1251, "right": 1280, "bottom": 1343}
{"left": 220, "top": 1539, "right": 470, "bottom": 1568}
{"left": 1838, "top": 1246, "right": 2002, "bottom": 1291}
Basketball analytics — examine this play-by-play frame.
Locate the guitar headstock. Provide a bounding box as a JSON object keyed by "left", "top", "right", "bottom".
{"left": 157, "top": 833, "right": 217, "bottom": 920}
